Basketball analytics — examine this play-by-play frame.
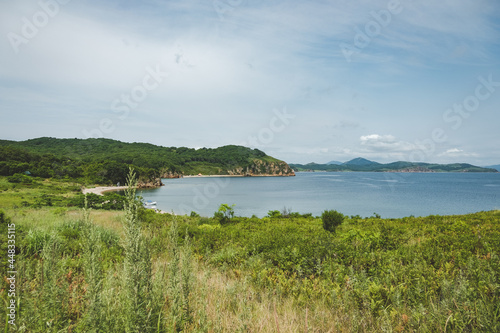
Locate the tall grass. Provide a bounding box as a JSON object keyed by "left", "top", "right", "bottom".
{"left": 166, "top": 220, "right": 194, "bottom": 331}
{"left": 80, "top": 197, "right": 104, "bottom": 332}
{"left": 122, "top": 169, "right": 153, "bottom": 332}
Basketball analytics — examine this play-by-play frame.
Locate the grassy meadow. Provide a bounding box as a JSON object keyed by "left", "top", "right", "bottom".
{"left": 1, "top": 175, "right": 499, "bottom": 332}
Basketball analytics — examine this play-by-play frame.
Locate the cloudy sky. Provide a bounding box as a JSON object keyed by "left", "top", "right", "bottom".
{"left": 1, "top": 0, "right": 499, "bottom": 165}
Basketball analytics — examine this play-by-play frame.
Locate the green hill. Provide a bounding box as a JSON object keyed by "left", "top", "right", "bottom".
{"left": 0, "top": 137, "right": 295, "bottom": 185}
{"left": 290, "top": 158, "right": 498, "bottom": 173}
{"left": 343, "top": 157, "right": 381, "bottom": 167}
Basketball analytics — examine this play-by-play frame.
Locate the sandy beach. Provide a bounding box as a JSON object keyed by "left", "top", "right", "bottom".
{"left": 182, "top": 174, "right": 246, "bottom": 178}
{"left": 81, "top": 186, "right": 129, "bottom": 196}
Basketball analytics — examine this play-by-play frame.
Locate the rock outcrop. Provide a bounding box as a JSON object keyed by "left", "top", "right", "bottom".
{"left": 160, "top": 170, "right": 183, "bottom": 179}
{"left": 137, "top": 177, "right": 164, "bottom": 188}
{"left": 227, "top": 160, "right": 295, "bottom": 177}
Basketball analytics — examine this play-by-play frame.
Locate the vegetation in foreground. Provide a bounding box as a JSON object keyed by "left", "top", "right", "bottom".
{"left": 0, "top": 176, "right": 499, "bottom": 332}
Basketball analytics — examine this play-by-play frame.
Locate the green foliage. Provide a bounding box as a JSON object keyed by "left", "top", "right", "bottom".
{"left": 321, "top": 209, "right": 344, "bottom": 232}
{"left": 122, "top": 168, "right": 154, "bottom": 332}
{"left": 0, "top": 138, "right": 291, "bottom": 183}
{"left": 214, "top": 203, "right": 235, "bottom": 225}
{"left": 267, "top": 208, "right": 313, "bottom": 219}
{"left": 166, "top": 220, "right": 194, "bottom": 331}
{"left": 267, "top": 210, "right": 282, "bottom": 218}
{"left": 80, "top": 205, "right": 104, "bottom": 332}
{"left": 7, "top": 173, "right": 33, "bottom": 184}
{"left": 2, "top": 172, "right": 499, "bottom": 332}
{"left": 69, "top": 192, "right": 126, "bottom": 210}
{"left": 290, "top": 160, "right": 498, "bottom": 172}
{"left": 181, "top": 211, "right": 500, "bottom": 331}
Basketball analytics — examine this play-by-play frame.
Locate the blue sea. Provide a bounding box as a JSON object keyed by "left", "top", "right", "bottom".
{"left": 137, "top": 172, "right": 500, "bottom": 218}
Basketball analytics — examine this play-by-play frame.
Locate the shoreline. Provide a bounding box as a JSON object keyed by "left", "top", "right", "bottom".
{"left": 82, "top": 185, "right": 171, "bottom": 215}
{"left": 82, "top": 186, "right": 129, "bottom": 196}
{"left": 182, "top": 174, "right": 294, "bottom": 178}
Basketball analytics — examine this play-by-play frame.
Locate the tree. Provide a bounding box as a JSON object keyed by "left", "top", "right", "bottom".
{"left": 214, "top": 204, "right": 235, "bottom": 224}
{"left": 322, "top": 210, "right": 344, "bottom": 233}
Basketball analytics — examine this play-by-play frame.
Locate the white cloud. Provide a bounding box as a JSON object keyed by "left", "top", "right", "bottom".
{"left": 360, "top": 134, "right": 415, "bottom": 152}
{"left": 0, "top": 1, "right": 499, "bottom": 165}
{"left": 445, "top": 148, "right": 463, "bottom": 154}
{"left": 439, "top": 148, "right": 478, "bottom": 158}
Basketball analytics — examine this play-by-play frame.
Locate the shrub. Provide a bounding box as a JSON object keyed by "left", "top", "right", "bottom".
{"left": 267, "top": 210, "right": 282, "bottom": 218}
{"left": 7, "top": 173, "right": 32, "bottom": 184}
{"left": 214, "top": 204, "right": 235, "bottom": 225}
{"left": 321, "top": 210, "right": 344, "bottom": 233}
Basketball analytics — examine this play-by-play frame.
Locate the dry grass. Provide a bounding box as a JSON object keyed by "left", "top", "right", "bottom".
{"left": 5, "top": 207, "right": 124, "bottom": 235}
{"left": 185, "top": 260, "right": 376, "bottom": 333}
{"left": 71, "top": 209, "right": 125, "bottom": 235}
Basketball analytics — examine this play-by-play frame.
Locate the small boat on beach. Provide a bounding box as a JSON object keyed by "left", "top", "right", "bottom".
{"left": 144, "top": 200, "right": 157, "bottom": 209}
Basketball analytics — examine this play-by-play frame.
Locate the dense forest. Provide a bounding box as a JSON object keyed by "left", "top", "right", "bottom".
{"left": 0, "top": 137, "right": 294, "bottom": 185}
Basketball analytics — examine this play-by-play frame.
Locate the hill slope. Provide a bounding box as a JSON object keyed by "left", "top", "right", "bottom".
{"left": 0, "top": 137, "right": 295, "bottom": 185}
{"left": 343, "top": 157, "right": 381, "bottom": 167}
{"left": 485, "top": 164, "right": 500, "bottom": 172}
{"left": 290, "top": 158, "right": 497, "bottom": 173}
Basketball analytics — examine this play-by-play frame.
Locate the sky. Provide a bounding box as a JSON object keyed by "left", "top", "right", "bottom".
{"left": 1, "top": 0, "right": 500, "bottom": 165}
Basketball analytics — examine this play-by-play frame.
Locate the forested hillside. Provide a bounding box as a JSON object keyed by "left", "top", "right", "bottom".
{"left": 290, "top": 160, "right": 498, "bottom": 173}
{"left": 0, "top": 137, "right": 294, "bottom": 185}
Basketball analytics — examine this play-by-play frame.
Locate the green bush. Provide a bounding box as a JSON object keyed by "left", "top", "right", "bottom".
{"left": 7, "top": 173, "right": 32, "bottom": 184}
{"left": 321, "top": 209, "right": 344, "bottom": 232}
{"left": 68, "top": 192, "right": 126, "bottom": 210}
{"left": 267, "top": 210, "right": 282, "bottom": 218}
{"left": 214, "top": 203, "right": 235, "bottom": 225}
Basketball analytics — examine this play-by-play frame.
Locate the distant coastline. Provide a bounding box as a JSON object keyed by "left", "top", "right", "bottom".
{"left": 290, "top": 158, "right": 498, "bottom": 173}
{"left": 81, "top": 173, "right": 293, "bottom": 196}
{"left": 182, "top": 174, "right": 294, "bottom": 178}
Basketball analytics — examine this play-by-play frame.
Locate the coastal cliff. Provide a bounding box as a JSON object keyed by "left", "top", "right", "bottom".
{"left": 137, "top": 177, "right": 164, "bottom": 188}
{"left": 226, "top": 160, "right": 295, "bottom": 177}
{"left": 160, "top": 170, "right": 184, "bottom": 179}
{"left": 161, "top": 160, "right": 295, "bottom": 178}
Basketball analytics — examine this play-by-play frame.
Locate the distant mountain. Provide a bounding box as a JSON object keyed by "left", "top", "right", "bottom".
{"left": 290, "top": 158, "right": 498, "bottom": 173}
{"left": 485, "top": 164, "right": 500, "bottom": 172}
{"left": 343, "top": 157, "right": 381, "bottom": 167}
{"left": 326, "top": 160, "right": 343, "bottom": 165}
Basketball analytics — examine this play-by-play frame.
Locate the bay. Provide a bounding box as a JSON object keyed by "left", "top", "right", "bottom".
{"left": 137, "top": 172, "right": 500, "bottom": 218}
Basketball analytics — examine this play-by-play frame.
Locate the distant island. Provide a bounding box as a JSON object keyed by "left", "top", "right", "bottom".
{"left": 485, "top": 164, "right": 500, "bottom": 172}
{"left": 290, "top": 157, "right": 498, "bottom": 173}
{"left": 0, "top": 137, "right": 295, "bottom": 187}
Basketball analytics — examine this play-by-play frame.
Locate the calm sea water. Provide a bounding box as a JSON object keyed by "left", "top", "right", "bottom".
{"left": 137, "top": 172, "right": 500, "bottom": 218}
